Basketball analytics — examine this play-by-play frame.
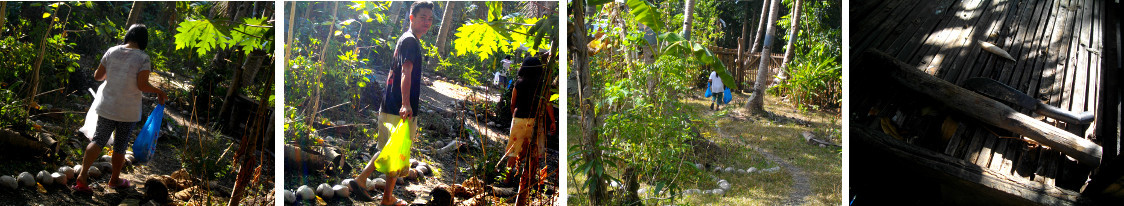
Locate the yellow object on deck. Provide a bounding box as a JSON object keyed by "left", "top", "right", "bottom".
{"left": 375, "top": 119, "right": 413, "bottom": 174}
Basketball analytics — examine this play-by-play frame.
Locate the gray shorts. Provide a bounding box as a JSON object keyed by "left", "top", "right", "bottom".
{"left": 92, "top": 116, "right": 136, "bottom": 153}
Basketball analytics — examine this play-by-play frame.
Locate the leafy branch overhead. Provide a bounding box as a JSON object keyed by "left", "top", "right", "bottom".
{"left": 174, "top": 17, "right": 274, "bottom": 58}
{"left": 452, "top": 2, "right": 555, "bottom": 61}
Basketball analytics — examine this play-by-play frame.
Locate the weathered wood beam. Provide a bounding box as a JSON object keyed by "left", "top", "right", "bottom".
{"left": 1083, "top": 0, "right": 1123, "bottom": 197}
{"left": 853, "top": 126, "right": 1086, "bottom": 205}
{"left": 860, "top": 49, "right": 1103, "bottom": 167}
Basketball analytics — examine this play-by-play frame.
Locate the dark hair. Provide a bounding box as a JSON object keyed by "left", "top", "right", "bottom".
{"left": 505, "top": 55, "right": 511, "bottom": 60}
{"left": 122, "top": 24, "right": 148, "bottom": 50}
{"left": 516, "top": 57, "right": 543, "bottom": 86}
{"left": 409, "top": 1, "right": 435, "bottom": 17}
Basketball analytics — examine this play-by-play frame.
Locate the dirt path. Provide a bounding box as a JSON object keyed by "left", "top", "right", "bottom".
{"left": 717, "top": 121, "right": 812, "bottom": 205}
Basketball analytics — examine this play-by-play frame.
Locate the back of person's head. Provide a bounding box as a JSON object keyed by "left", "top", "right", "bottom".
{"left": 409, "top": 1, "right": 435, "bottom": 17}
{"left": 505, "top": 55, "right": 512, "bottom": 60}
{"left": 122, "top": 24, "right": 148, "bottom": 50}
{"left": 517, "top": 57, "right": 543, "bottom": 85}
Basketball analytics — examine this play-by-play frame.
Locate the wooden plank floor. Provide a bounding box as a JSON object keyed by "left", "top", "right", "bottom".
{"left": 851, "top": 0, "right": 1104, "bottom": 193}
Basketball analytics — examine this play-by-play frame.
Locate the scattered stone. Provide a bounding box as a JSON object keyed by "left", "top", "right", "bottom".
{"left": 695, "top": 163, "right": 704, "bottom": 170}
{"left": 712, "top": 167, "right": 722, "bottom": 173}
{"left": 747, "top": 167, "right": 757, "bottom": 173}
{"left": 51, "top": 172, "right": 66, "bottom": 186}
{"left": 89, "top": 166, "right": 102, "bottom": 178}
{"left": 74, "top": 165, "right": 83, "bottom": 175}
{"left": 714, "top": 189, "right": 725, "bottom": 195}
{"left": 416, "top": 164, "right": 431, "bottom": 176}
{"left": 297, "top": 185, "right": 315, "bottom": 200}
{"left": 284, "top": 190, "right": 296, "bottom": 203}
{"left": 333, "top": 184, "right": 350, "bottom": 197}
{"left": 718, "top": 181, "right": 731, "bottom": 190}
{"left": 144, "top": 178, "right": 170, "bottom": 204}
{"left": 724, "top": 167, "right": 736, "bottom": 173}
{"left": 93, "top": 162, "right": 113, "bottom": 173}
{"left": 406, "top": 168, "right": 419, "bottom": 180}
{"left": 762, "top": 167, "right": 780, "bottom": 173}
{"left": 99, "top": 155, "right": 112, "bottom": 162}
{"left": 58, "top": 166, "right": 75, "bottom": 180}
{"left": 410, "top": 159, "right": 419, "bottom": 168}
{"left": 702, "top": 189, "right": 713, "bottom": 194}
{"left": 370, "top": 178, "right": 387, "bottom": 190}
{"left": 37, "top": 170, "right": 53, "bottom": 185}
{"left": 340, "top": 179, "right": 356, "bottom": 190}
{"left": 18, "top": 172, "right": 35, "bottom": 187}
{"left": 1, "top": 175, "right": 16, "bottom": 189}
{"left": 317, "top": 183, "right": 334, "bottom": 199}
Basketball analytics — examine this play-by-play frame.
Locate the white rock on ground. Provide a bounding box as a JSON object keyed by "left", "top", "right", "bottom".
{"left": 370, "top": 178, "right": 387, "bottom": 190}
{"left": 724, "top": 167, "right": 736, "bottom": 173}
{"left": 52, "top": 172, "right": 66, "bottom": 186}
{"left": 340, "top": 179, "right": 355, "bottom": 190}
{"left": 1, "top": 175, "right": 16, "bottom": 189}
{"left": 89, "top": 166, "right": 102, "bottom": 178}
{"left": 747, "top": 167, "right": 757, "bottom": 173}
{"left": 695, "top": 163, "right": 704, "bottom": 170}
{"left": 37, "top": 170, "right": 53, "bottom": 185}
{"left": 18, "top": 172, "right": 35, "bottom": 187}
{"left": 719, "top": 181, "right": 731, "bottom": 190}
{"left": 99, "top": 155, "right": 112, "bottom": 162}
{"left": 58, "top": 166, "right": 75, "bottom": 180}
{"left": 297, "top": 185, "right": 315, "bottom": 200}
{"left": 714, "top": 189, "right": 725, "bottom": 195}
{"left": 317, "top": 183, "right": 334, "bottom": 199}
{"left": 284, "top": 190, "right": 296, "bottom": 203}
{"left": 333, "top": 184, "right": 350, "bottom": 197}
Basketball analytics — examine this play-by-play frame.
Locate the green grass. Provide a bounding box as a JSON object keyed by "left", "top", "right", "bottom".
{"left": 568, "top": 91, "right": 841, "bottom": 205}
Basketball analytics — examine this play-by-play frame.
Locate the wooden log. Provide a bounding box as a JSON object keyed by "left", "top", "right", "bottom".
{"left": 853, "top": 126, "right": 1085, "bottom": 205}
{"left": 860, "top": 50, "right": 1103, "bottom": 167}
{"left": 0, "top": 129, "right": 53, "bottom": 157}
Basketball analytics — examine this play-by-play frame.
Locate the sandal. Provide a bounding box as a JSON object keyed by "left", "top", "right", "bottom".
{"left": 380, "top": 198, "right": 409, "bottom": 206}
{"left": 349, "top": 179, "right": 374, "bottom": 202}
{"left": 110, "top": 179, "right": 131, "bottom": 189}
{"left": 71, "top": 181, "right": 93, "bottom": 194}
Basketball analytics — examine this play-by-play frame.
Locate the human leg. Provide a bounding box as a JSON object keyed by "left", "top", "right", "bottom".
{"left": 108, "top": 120, "right": 135, "bottom": 188}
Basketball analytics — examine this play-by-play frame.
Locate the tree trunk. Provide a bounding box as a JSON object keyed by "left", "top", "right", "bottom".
{"left": 388, "top": 1, "right": 403, "bottom": 31}
{"left": 736, "top": 3, "right": 749, "bottom": 89}
{"left": 746, "top": 0, "right": 780, "bottom": 115}
{"left": 308, "top": 2, "right": 338, "bottom": 126}
{"left": 572, "top": 2, "right": 606, "bottom": 205}
{"left": 1, "top": 2, "right": 8, "bottom": 38}
{"left": 750, "top": 0, "right": 770, "bottom": 53}
{"left": 28, "top": 3, "right": 59, "bottom": 110}
{"left": 432, "top": 2, "right": 458, "bottom": 65}
{"left": 285, "top": 1, "right": 296, "bottom": 63}
{"left": 680, "top": 0, "right": 694, "bottom": 41}
{"left": 227, "top": 64, "right": 273, "bottom": 206}
{"left": 126, "top": 1, "right": 146, "bottom": 26}
{"left": 775, "top": 0, "right": 803, "bottom": 86}
{"left": 217, "top": 2, "right": 249, "bottom": 123}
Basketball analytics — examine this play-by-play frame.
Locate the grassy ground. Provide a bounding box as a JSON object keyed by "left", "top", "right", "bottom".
{"left": 568, "top": 91, "right": 841, "bottom": 205}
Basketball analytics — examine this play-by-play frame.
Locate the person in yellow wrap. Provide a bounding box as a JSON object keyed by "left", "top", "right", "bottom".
{"left": 497, "top": 56, "right": 546, "bottom": 180}
{"left": 349, "top": 2, "right": 433, "bottom": 205}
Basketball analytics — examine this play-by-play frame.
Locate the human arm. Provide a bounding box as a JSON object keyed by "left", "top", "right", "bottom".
{"left": 399, "top": 60, "right": 414, "bottom": 119}
{"left": 510, "top": 89, "right": 518, "bottom": 115}
{"left": 137, "top": 70, "right": 167, "bottom": 104}
{"left": 94, "top": 64, "right": 107, "bottom": 81}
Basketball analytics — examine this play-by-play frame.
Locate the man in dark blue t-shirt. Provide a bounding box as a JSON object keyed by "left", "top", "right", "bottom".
{"left": 351, "top": 2, "right": 433, "bottom": 205}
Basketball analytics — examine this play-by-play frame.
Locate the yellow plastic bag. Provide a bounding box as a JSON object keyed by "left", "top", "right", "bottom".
{"left": 375, "top": 119, "right": 412, "bottom": 174}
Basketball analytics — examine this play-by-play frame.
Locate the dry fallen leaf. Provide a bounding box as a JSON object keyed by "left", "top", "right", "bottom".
{"left": 941, "top": 116, "right": 958, "bottom": 142}
{"left": 880, "top": 117, "right": 904, "bottom": 140}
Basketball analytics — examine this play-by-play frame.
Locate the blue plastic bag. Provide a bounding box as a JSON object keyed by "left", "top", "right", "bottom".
{"left": 705, "top": 82, "right": 712, "bottom": 97}
{"left": 723, "top": 87, "right": 732, "bottom": 104}
{"left": 132, "top": 104, "right": 164, "bottom": 163}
